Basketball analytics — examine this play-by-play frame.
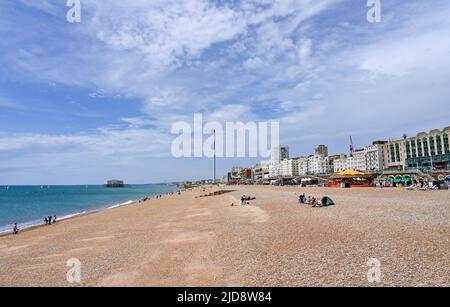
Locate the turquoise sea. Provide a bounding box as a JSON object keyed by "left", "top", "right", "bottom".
{"left": 0, "top": 184, "right": 179, "bottom": 234}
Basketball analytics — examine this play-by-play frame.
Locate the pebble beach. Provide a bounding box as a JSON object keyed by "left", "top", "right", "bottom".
{"left": 0, "top": 186, "right": 449, "bottom": 287}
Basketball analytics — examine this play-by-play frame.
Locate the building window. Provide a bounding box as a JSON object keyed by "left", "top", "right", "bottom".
{"left": 417, "top": 139, "right": 422, "bottom": 156}
{"left": 436, "top": 135, "right": 443, "bottom": 155}
{"left": 430, "top": 137, "right": 436, "bottom": 156}
{"left": 390, "top": 144, "right": 395, "bottom": 163}
{"left": 395, "top": 144, "right": 400, "bottom": 162}
{"left": 444, "top": 134, "right": 449, "bottom": 154}
{"left": 423, "top": 138, "right": 429, "bottom": 156}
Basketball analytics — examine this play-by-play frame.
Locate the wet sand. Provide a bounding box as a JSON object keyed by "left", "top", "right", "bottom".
{"left": 0, "top": 186, "right": 449, "bottom": 287}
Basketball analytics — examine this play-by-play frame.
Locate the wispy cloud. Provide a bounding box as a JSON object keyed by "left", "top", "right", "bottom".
{"left": 0, "top": 97, "right": 23, "bottom": 110}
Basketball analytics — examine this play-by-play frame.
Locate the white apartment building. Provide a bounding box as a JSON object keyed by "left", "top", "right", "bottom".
{"left": 269, "top": 163, "right": 279, "bottom": 178}
{"left": 270, "top": 146, "right": 290, "bottom": 178}
{"left": 333, "top": 158, "right": 348, "bottom": 173}
{"left": 307, "top": 155, "right": 330, "bottom": 175}
{"left": 279, "top": 158, "right": 306, "bottom": 177}
{"left": 349, "top": 150, "right": 366, "bottom": 171}
{"left": 333, "top": 142, "right": 387, "bottom": 173}
{"left": 297, "top": 157, "right": 309, "bottom": 175}
{"left": 271, "top": 146, "right": 290, "bottom": 165}
{"left": 364, "top": 142, "right": 387, "bottom": 172}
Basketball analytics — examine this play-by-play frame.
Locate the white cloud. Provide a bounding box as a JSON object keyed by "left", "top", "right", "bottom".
{"left": 207, "top": 104, "right": 253, "bottom": 122}
{"left": 243, "top": 57, "right": 264, "bottom": 70}
{"left": 0, "top": 127, "right": 171, "bottom": 157}
{"left": 357, "top": 28, "right": 450, "bottom": 77}
{"left": 297, "top": 39, "right": 313, "bottom": 66}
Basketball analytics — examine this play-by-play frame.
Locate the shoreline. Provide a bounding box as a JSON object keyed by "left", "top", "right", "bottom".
{"left": 0, "top": 199, "right": 140, "bottom": 238}
{"left": 0, "top": 185, "right": 184, "bottom": 238}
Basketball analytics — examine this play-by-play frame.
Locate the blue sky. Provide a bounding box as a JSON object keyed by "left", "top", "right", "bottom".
{"left": 0, "top": 0, "right": 450, "bottom": 185}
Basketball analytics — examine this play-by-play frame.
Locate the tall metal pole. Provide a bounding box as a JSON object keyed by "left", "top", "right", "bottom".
{"left": 213, "top": 129, "right": 216, "bottom": 183}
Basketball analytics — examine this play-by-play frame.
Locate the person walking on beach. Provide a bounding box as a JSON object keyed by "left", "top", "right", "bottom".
{"left": 53, "top": 215, "right": 57, "bottom": 223}
{"left": 13, "top": 223, "right": 19, "bottom": 235}
{"left": 241, "top": 195, "right": 245, "bottom": 205}
{"left": 44, "top": 217, "right": 49, "bottom": 225}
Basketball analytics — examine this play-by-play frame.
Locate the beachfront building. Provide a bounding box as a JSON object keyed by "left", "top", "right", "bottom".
{"left": 332, "top": 142, "right": 387, "bottom": 173}
{"left": 315, "top": 145, "right": 329, "bottom": 157}
{"left": 307, "top": 154, "right": 330, "bottom": 175}
{"left": 253, "top": 163, "right": 270, "bottom": 181}
{"left": 268, "top": 163, "right": 279, "bottom": 178}
{"left": 271, "top": 146, "right": 290, "bottom": 164}
{"left": 297, "top": 157, "right": 310, "bottom": 176}
{"left": 348, "top": 150, "right": 366, "bottom": 171}
{"left": 404, "top": 127, "right": 450, "bottom": 170}
{"left": 270, "top": 146, "right": 290, "bottom": 178}
{"left": 333, "top": 157, "right": 348, "bottom": 173}
{"left": 226, "top": 166, "right": 243, "bottom": 183}
{"left": 279, "top": 157, "right": 307, "bottom": 177}
{"left": 364, "top": 141, "right": 387, "bottom": 173}
{"left": 279, "top": 159, "right": 291, "bottom": 177}
{"left": 384, "top": 139, "right": 408, "bottom": 170}
{"left": 240, "top": 168, "right": 253, "bottom": 180}
{"left": 329, "top": 154, "right": 347, "bottom": 173}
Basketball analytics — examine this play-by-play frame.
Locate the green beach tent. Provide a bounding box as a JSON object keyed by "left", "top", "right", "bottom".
{"left": 321, "top": 197, "right": 335, "bottom": 207}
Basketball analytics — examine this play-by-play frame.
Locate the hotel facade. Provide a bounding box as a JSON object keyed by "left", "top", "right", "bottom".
{"left": 384, "top": 127, "right": 450, "bottom": 170}
{"left": 403, "top": 127, "right": 450, "bottom": 169}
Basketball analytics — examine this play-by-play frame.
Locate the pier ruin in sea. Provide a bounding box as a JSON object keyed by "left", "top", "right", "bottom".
{"left": 105, "top": 180, "right": 125, "bottom": 188}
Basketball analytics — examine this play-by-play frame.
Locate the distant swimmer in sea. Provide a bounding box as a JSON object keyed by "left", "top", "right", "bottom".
{"left": 13, "top": 223, "right": 18, "bottom": 235}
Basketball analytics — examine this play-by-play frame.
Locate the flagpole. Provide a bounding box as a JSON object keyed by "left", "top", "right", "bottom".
{"left": 213, "top": 129, "right": 216, "bottom": 183}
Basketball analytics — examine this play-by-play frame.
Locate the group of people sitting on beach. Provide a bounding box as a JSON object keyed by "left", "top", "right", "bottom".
{"left": 44, "top": 215, "right": 57, "bottom": 225}
{"left": 155, "top": 191, "right": 179, "bottom": 200}
{"left": 241, "top": 195, "right": 256, "bottom": 205}
{"left": 404, "top": 181, "right": 439, "bottom": 191}
{"left": 230, "top": 195, "right": 256, "bottom": 206}
{"left": 299, "top": 194, "right": 335, "bottom": 208}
